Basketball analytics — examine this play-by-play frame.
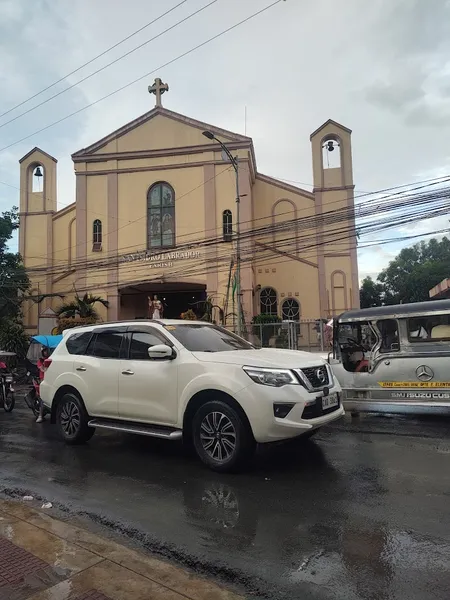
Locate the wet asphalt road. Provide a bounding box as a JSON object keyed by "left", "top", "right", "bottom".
{"left": 1, "top": 404, "right": 450, "bottom": 600}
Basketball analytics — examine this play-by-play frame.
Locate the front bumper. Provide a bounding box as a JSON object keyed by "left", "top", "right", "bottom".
{"left": 236, "top": 383, "right": 344, "bottom": 444}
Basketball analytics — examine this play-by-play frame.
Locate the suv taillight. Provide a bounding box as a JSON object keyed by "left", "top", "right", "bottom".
{"left": 43, "top": 358, "right": 52, "bottom": 370}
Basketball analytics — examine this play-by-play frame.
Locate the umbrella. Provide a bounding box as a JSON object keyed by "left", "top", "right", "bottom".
{"left": 31, "top": 335, "right": 63, "bottom": 349}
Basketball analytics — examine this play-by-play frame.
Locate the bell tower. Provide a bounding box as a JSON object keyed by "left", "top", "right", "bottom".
{"left": 310, "top": 120, "right": 359, "bottom": 316}
{"left": 19, "top": 147, "right": 58, "bottom": 313}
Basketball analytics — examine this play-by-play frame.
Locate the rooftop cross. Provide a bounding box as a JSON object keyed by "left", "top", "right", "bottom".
{"left": 148, "top": 77, "right": 169, "bottom": 108}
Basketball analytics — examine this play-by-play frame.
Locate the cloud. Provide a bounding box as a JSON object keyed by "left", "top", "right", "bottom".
{"left": 363, "top": 0, "right": 450, "bottom": 127}
{"left": 1, "top": 0, "right": 450, "bottom": 274}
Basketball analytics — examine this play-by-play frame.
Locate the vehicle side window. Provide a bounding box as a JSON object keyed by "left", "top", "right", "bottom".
{"left": 377, "top": 319, "right": 399, "bottom": 353}
{"left": 129, "top": 331, "right": 166, "bottom": 360}
{"left": 87, "top": 332, "right": 124, "bottom": 359}
{"left": 66, "top": 332, "right": 92, "bottom": 355}
{"left": 408, "top": 315, "right": 450, "bottom": 341}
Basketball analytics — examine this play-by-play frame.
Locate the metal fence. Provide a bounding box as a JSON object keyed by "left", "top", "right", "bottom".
{"left": 229, "top": 320, "right": 331, "bottom": 352}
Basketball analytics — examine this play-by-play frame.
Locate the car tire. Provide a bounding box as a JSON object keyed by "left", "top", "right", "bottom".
{"left": 56, "top": 392, "right": 95, "bottom": 445}
{"left": 3, "top": 392, "right": 15, "bottom": 412}
{"left": 192, "top": 400, "right": 255, "bottom": 472}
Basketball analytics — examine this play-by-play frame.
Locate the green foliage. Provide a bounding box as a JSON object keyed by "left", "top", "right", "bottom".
{"left": 0, "top": 207, "right": 29, "bottom": 358}
{"left": 252, "top": 313, "right": 282, "bottom": 324}
{"left": 377, "top": 237, "right": 450, "bottom": 304}
{"left": 56, "top": 293, "right": 109, "bottom": 319}
{"left": 200, "top": 296, "right": 224, "bottom": 324}
{"left": 360, "top": 276, "right": 385, "bottom": 308}
{"left": 0, "top": 320, "right": 29, "bottom": 361}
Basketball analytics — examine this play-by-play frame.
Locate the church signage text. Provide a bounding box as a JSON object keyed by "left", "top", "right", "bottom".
{"left": 120, "top": 249, "right": 201, "bottom": 269}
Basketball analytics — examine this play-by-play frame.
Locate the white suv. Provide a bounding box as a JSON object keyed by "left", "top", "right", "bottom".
{"left": 41, "top": 320, "right": 344, "bottom": 471}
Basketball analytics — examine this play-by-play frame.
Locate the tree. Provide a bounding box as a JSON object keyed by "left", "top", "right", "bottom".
{"left": 56, "top": 293, "right": 109, "bottom": 319}
{"left": 359, "top": 276, "right": 385, "bottom": 308}
{"left": 378, "top": 237, "right": 450, "bottom": 304}
{"left": 0, "top": 207, "right": 29, "bottom": 358}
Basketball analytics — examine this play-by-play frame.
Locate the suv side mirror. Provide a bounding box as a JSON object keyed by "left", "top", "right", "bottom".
{"left": 147, "top": 344, "right": 175, "bottom": 360}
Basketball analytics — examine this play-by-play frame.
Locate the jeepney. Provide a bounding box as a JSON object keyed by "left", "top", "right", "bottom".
{"left": 329, "top": 299, "right": 450, "bottom": 415}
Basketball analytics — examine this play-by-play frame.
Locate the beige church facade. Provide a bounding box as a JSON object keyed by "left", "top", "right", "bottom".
{"left": 19, "top": 81, "right": 359, "bottom": 334}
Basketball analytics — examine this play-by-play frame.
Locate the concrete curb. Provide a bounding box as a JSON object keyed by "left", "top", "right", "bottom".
{"left": 0, "top": 498, "right": 244, "bottom": 600}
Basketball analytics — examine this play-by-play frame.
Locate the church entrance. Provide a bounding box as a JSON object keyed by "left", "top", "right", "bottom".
{"left": 119, "top": 282, "right": 207, "bottom": 320}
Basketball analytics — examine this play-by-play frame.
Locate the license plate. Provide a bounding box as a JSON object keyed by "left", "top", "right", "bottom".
{"left": 322, "top": 393, "right": 338, "bottom": 410}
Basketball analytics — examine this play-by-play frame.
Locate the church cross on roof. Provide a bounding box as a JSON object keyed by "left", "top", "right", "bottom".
{"left": 148, "top": 77, "right": 169, "bottom": 108}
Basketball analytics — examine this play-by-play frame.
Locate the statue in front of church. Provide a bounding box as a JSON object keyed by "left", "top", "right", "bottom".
{"left": 148, "top": 295, "right": 164, "bottom": 319}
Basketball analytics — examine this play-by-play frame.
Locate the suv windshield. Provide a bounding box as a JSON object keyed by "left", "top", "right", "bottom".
{"left": 164, "top": 324, "right": 254, "bottom": 352}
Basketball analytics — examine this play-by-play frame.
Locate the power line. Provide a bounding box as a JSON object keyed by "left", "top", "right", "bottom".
{"left": 13, "top": 224, "right": 448, "bottom": 299}
{"left": 0, "top": 0, "right": 219, "bottom": 131}
{"left": 0, "top": 0, "right": 285, "bottom": 155}
{"left": 22, "top": 179, "right": 450, "bottom": 277}
{"left": 18, "top": 181, "right": 450, "bottom": 280}
{"left": 12, "top": 169, "right": 450, "bottom": 270}
{"left": 0, "top": 0, "right": 191, "bottom": 120}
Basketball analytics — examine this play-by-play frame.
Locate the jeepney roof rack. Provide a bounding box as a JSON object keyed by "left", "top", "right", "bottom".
{"left": 338, "top": 299, "right": 450, "bottom": 323}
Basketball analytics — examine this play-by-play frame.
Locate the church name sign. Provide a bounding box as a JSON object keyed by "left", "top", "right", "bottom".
{"left": 120, "top": 249, "right": 201, "bottom": 269}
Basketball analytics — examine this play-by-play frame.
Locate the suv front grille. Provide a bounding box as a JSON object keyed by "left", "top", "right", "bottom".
{"left": 300, "top": 366, "right": 330, "bottom": 389}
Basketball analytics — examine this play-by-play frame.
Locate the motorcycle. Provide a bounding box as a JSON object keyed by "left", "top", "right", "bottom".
{"left": 0, "top": 352, "right": 16, "bottom": 413}
{"left": 24, "top": 335, "right": 62, "bottom": 418}
{"left": 23, "top": 371, "right": 50, "bottom": 418}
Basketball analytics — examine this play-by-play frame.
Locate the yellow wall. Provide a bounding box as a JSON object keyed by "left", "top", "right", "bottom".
{"left": 19, "top": 112, "right": 359, "bottom": 332}
{"left": 93, "top": 114, "right": 225, "bottom": 155}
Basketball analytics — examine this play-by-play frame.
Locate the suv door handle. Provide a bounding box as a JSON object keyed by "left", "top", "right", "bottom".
{"left": 121, "top": 369, "right": 134, "bottom": 375}
{"left": 76, "top": 366, "right": 86, "bottom": 372}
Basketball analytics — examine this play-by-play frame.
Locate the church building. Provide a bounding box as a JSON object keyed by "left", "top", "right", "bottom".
{"left": 19, "top": 78, "right": 359, "bottom": 334}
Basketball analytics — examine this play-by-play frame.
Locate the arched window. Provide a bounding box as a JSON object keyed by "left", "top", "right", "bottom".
{"left": 281, "top": 298, "right": 300, "bottom": 321}
{"left": 223, "top": 209, "right": 232, "bottom": 242}
{"left": 260, "top": 287, "right": 278, "bottom": 315}
{"left": 147, "top": 182, "right": 175, "bottom": 248}
{"left": 92, "top": 219, "right": 102, "bottom": 251}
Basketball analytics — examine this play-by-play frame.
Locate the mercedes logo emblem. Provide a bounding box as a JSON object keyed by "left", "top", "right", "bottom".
{"left": 415, "top": 365, "right": 434, "bottom": 382}
{"left": 316, "top": 368, "right": 326, "bottom": 384}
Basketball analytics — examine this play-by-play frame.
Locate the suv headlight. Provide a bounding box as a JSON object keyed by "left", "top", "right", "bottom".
{"left": 243, "top": 366, "right": 298, "bottom": 387}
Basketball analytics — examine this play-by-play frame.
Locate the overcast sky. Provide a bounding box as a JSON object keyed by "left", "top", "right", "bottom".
{"left": 1, "top": 0, "right": 449, "bottom": 280}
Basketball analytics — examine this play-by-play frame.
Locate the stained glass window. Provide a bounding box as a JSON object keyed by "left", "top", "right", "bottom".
{"left": 147, "top": 183, "right": 175, "bottom": 248}
{"left": 281, "top": 298, "right": 300, "bottom": 320}
{"left": 260, "top": 287, "right": 278, "bottom": 315}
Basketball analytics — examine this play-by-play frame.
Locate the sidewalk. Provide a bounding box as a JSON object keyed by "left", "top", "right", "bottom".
{"left": 0, "top": 499, "right": 243, "bottom": 600}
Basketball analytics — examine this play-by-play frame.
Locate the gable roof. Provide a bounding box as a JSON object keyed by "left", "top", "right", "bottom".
{"left": 255, "top": 173, "right": 314, "bottom": 200}
{"left": 310, "top": 119, "right": 352, "bottom": 140}
{"left": 19, "top": 147, "right": 58, "bottom": 164}
{"left": 72, "top": 106, "right": 252, "bottom": 158}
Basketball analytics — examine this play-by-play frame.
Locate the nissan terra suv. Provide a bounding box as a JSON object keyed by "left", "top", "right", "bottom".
{"left": 40, "top": 320, "right": 344, "bottom": 471}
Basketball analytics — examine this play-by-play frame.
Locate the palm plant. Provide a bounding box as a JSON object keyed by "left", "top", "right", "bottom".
{"left": 56, "top": 293, "right": 109, "bottom": 320}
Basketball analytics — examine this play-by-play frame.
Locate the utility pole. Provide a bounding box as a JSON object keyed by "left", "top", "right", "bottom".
{"left": 202, "top": 131, "right": 242, "bottom": 336}
{"left": 234, "top": 158, "right": 242, "bottom": 337}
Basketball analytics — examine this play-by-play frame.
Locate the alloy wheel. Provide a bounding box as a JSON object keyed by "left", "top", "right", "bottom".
{"left": 60, "top": 400, "right": 81, "bottom": 437}
{"left": 200, "top": 411, "right": 237, "bottom": 463}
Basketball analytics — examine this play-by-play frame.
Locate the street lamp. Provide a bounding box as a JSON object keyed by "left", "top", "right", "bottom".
{"left": 202, "top": 130, "right": 242, "bottom": 336}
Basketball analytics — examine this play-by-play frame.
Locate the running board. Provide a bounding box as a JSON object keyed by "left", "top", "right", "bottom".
{"left": 88, "top": 419, "right": 182, "bottom": 440}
